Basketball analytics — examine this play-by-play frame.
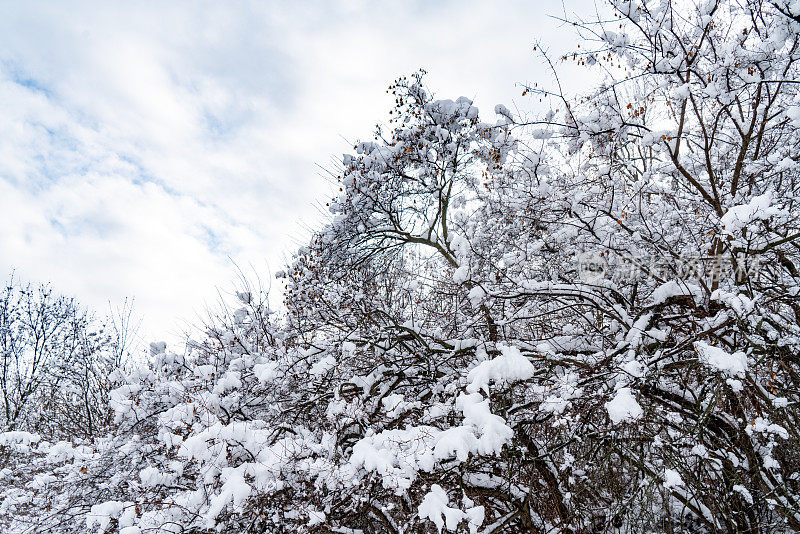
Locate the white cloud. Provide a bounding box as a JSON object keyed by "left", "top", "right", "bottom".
{"left": 0, "top": 0, "right": 599, "bottom": 343}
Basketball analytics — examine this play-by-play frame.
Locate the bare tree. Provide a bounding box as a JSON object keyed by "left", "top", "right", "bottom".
{"left": 0, "top": 275, "right": 127, "bottom": 440}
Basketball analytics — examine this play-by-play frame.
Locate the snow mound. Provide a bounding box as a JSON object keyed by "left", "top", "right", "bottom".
{"left": 695, "top": 341, "right": 747, "bottom": 378}
{"left": 605, "top": 388, "right": 643, "bottom": 424}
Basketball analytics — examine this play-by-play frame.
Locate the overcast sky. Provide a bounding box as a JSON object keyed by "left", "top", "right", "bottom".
{"left": 0, "top": 0, "right": 600, "bottom": 345}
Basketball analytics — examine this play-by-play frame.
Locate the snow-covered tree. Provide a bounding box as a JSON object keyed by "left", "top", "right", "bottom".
{"left": 2, "top": 0, "right": 799, "bottom": 532}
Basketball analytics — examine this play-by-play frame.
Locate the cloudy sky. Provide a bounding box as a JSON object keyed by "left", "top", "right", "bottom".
{"left": 0, "top": 0, "right": 599, "bottom": 344}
